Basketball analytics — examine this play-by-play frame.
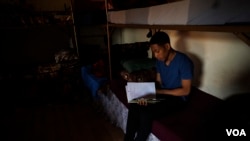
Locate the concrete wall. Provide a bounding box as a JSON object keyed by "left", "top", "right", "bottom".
{"left": 111, "top": 28, "right": 250, "bottom": 100}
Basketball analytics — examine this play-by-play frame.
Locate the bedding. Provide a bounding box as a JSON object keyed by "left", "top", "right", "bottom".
{"left": 120, "top": 57, "right": 156, "bottom": 81}
{"left": 107, "top": 0, "right": 250, "bottom": 25}
{"left": 121, "top": 58, "right": 155, "bottom": 73}
{"left": 120, "top": 69, "right": 156, "bottom": 82}
{"left": 111, "top": 41, "right": 151, "bottom": 78}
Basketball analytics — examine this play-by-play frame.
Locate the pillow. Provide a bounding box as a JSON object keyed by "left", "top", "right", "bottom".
{"left": 121, "top": 58, "right": 156, "bottom": 73}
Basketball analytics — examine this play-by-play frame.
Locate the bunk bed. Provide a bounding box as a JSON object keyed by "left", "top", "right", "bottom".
{"left": 97, "top": 0, "right": 249, "bottom": 141}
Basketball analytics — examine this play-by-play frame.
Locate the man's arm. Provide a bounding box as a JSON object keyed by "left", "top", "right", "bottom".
{"left": 155, "top": 73, "right": 162, "bottom": 88}
{"left": 138, "top": 79, "right": 191, "bottom": 106}
{"left": 156, "top": 79, "right": 192, "bottom": 96}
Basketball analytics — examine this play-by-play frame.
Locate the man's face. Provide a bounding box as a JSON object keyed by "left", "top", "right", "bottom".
{"left": 150, "top": 43, "right": 170, "bottom": 61}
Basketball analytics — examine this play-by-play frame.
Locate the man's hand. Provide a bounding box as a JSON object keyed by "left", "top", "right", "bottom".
{"left": 137, "top": 98, "right": 148, "bottom": 106}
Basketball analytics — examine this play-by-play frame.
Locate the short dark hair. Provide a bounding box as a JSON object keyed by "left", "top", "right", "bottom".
{"left": 149, "top": 31, "right": 170, "bottom": 46}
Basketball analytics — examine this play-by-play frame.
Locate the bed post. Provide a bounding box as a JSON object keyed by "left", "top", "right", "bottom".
{"left": 105, "top": 0, "right": 113, "bottom": 80}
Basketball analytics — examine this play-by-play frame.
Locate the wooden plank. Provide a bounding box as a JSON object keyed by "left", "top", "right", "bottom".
{"left": 108, "top": 24, "right": 250, "bottom": 32}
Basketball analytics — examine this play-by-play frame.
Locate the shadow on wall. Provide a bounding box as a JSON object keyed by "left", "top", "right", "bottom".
{"left": 174, "top": 31, "right": 204, "bottom": 87}
{"left": 229, "top": 69, "right": 250, "bottom": 97}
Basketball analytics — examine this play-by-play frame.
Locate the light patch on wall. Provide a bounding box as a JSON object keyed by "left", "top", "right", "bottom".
{"left": 194, "top": 32, "right": 250, "bottom": 99}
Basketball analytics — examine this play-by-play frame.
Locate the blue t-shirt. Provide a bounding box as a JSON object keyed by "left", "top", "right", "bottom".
{"left": 156, "top": 51, "right": 194, "bottom": 90}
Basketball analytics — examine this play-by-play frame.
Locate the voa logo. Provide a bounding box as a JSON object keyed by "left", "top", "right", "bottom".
{"left": 226, "top": 129, "right": 246, "bottom": 136}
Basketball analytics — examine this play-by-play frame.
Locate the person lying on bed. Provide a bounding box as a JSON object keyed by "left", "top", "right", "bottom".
{"left": 124, "top": 31, "right": 194, "bottom": 141}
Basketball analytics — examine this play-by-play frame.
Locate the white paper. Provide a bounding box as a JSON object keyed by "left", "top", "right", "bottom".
{"left": 125, "top": 82, "right": 156, "bottom": 103}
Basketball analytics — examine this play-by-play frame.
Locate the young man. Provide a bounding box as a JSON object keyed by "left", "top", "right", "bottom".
{"left": 124, "top": 31, "right": 194, "bottom": 141}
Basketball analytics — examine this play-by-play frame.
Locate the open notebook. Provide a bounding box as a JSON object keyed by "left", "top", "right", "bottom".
{"left": 125, "top": 82, "right": 163, "bottom": 103}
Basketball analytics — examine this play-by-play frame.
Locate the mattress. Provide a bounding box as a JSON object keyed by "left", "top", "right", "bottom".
{"left": 107, "top": 0, "right": 250, "bottom": 25}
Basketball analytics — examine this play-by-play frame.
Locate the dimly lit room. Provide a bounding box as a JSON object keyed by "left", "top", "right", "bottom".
{"left": 1, "top": 0, "right": 250, "bottom": 141}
